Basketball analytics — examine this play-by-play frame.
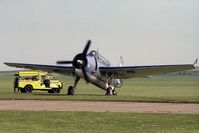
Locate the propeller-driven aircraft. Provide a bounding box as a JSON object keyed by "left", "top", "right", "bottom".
{"left": 4, "top": 40, "right": 195, "bottom": 95}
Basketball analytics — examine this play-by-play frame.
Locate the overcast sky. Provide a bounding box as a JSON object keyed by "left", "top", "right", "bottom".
{"left": 0, "top": 0, "right": 198, "bottom": 71}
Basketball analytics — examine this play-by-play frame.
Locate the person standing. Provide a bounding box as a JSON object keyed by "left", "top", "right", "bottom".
{"left": 14, "top": 76, "right": 19, "bottom": 93}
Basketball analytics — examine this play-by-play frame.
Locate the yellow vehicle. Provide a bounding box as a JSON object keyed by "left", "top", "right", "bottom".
{"left": 14, "top": 71, "right": 63, "bottom": 93}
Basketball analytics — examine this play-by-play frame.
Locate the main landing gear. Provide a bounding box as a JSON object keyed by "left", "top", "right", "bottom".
{"left": 67, "top": 76, "right": 117, "bottom": 96}
{"left": 105, "top": 86, "right": 117, "bottom": 96}
{"left": 67, "top": 76, "right": 80, "bottom": 95}
{"left": 67, "top": 86, "right": 75, "bottom": 95}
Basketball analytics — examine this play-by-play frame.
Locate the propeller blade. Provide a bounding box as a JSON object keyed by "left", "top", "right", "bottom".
{"left": 82, "top": 68, "right": 89, "bottom": 83}
{"left": 82, "top": 40, "right": 91, "bottom": 56}
{"left": 57, "top": 61, "right": 73, "bottom": 64}
{"left": 81, "top": 40, "right": 91, "bottom": 83}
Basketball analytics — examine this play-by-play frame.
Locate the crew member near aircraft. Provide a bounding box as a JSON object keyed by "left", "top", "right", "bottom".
{"left": 14, "top": 75, "right": 19, "bottom": 93}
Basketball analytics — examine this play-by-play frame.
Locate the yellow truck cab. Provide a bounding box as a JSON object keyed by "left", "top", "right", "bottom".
{"left": 15, "top": 71, "right": 63, "bottom": 93}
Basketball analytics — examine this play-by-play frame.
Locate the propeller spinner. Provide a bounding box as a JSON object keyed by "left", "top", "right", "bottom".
{"left": 56, "top": 40, "right": 91, "bottom": 83}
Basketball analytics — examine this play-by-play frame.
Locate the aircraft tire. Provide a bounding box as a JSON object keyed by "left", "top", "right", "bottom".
{"left": 105, "top": 87, "right": 112, "bottom": 96}
{"left": 112, "top": 90, "right": 117, "bottom": 95}
{"left": 67, "top": 86, "right": 74, "bottom": 95}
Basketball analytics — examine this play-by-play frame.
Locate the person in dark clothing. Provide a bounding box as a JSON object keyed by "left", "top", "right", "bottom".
{"left": 14, "top": 76, "right": 19, "bottom": 93}
{"left": 44, "top": 79, "right": 50, "bottom": 87}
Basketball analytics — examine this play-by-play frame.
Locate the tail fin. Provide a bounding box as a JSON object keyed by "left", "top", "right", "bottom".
{"left": 119, "top": 57, "right": 124, "bottom": 67}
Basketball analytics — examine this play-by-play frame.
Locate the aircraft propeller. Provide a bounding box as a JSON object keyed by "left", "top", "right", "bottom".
{"left": 57, "top": 40, "right": 91, "bottom": 83}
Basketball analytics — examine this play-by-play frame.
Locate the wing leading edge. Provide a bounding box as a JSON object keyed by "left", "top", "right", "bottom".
{"left": 99, "top": 64, "right": 194, "bottom": 79}
{"left": 4, "top": 62, "right": 75, "bottom": 75}
{"left": 4, "top": 63, "right": 195, "bottom": 79}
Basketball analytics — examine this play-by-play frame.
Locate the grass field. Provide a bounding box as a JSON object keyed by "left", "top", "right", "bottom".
{"left": 0, "top": 111, "right": 198, "bottom": 133}
{"left": 0, "top": 73, "right": 198, "bottom": 103}
{"left": 0, "top": 73, "right": 199, "bottom": 133}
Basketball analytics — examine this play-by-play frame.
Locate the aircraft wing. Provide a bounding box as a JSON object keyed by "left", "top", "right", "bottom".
{"left": 4, "top": 62, "right": 75, "bottom": 75}
{"left": 99, "top": 64, "right": 194, "bottom": 79}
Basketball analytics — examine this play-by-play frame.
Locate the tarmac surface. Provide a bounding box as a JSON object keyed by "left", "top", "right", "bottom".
{"left": 0, "top": 100, "right": 199, "bottom": 114}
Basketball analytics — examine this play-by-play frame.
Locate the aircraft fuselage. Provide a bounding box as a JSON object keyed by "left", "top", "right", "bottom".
{"left": 75, "top": 50, "right": 122, "bottom": 90}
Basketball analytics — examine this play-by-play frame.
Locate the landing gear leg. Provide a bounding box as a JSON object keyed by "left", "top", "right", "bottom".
{"left": 105, "top": 87, "right": 117, "bottom": 96}
{"left": 67, "top": 86, "right": 74, "bottom": 95}
{"left": 105, "top": 87, "right": 113, "bottom": 96}
{"left": 67, "top": 76, "right": 80, "bottom": 95}
{"left": 112, "top": 89, "right": 117, "bottom": 95}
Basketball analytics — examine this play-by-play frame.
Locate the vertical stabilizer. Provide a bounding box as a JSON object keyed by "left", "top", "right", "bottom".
{"left": 119, "top": 57, "right": 124, "bottom": 67}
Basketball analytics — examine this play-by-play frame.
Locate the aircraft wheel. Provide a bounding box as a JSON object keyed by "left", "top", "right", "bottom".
{"left": 67, "top": 86, "right": 74, "bottom": 95}
{"left": 112, "top": 90, "right": 117, "bottom": 95}
{"left": 105, "top": 87, "right": 112, "bottom": 96}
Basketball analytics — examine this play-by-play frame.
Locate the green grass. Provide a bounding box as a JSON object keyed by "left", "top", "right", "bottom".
{"left": 0, "top": 73, "right": 199, "bottom": 103}
{"left": 0, "top": 73, "right": 198, "bottom": 133}
{"left": 0, "top": 111, "right": 198, "bottom": 133}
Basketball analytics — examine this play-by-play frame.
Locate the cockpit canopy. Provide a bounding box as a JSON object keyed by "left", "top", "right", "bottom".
{"left": 88, "top": 50, "right": 111, "bottom": 66}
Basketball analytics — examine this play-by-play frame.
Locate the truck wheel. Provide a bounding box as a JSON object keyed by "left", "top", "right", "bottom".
{"left": 49, "top": 88, "right": 60, "bottom": 94}
{"left": 24, "top": 85, "right": 33, "bottom": 93}
{"left": 56, "top": 88, "right": 60, "bottom": 93}
{"left": 48, "top": 90, "right": 53, "bottom": 93}
{"left": 52, "top": 88, "right": 60, "bottom": 94}
{"left": 20, "top": 88, "right": 26, "bottom": 93}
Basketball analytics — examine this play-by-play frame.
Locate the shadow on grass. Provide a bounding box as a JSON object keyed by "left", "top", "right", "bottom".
{"left": 33, "top": 93, "right": 104, "bottom": 97}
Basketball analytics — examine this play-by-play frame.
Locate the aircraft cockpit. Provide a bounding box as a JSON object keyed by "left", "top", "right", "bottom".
{"left": 89, "top": 51, "right": 111, "bottom": 66}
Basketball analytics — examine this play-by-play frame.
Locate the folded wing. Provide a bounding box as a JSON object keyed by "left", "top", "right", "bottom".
{"left": 4, "top": 62, "right": 75, "bottom": 75}
{"left": 99, "top": 64, "right": 194, "bottom": 79}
